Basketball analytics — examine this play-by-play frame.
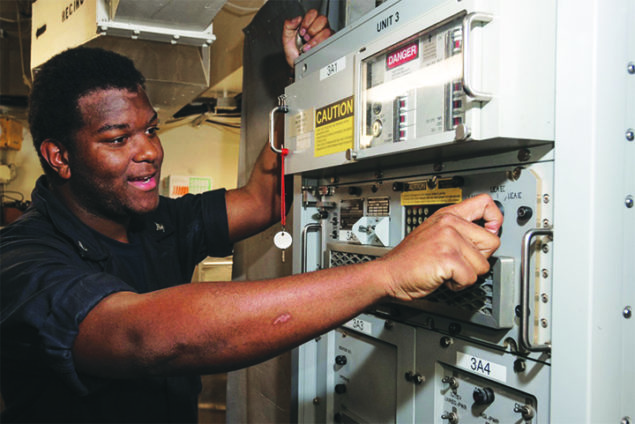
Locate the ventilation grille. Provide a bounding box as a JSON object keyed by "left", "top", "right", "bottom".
{"left": 330, "top": 250, "right": 378, "bottom": 267}
{"left": 424, "top": 275, "right": 494, "bottom": 316}
{"left": 329, "top": 249, "right": 494, "bottom": 317}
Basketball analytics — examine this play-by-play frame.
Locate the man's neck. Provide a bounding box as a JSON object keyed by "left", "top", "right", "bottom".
{"left": 52, "top": 184, "right": 131, "bottom": 243}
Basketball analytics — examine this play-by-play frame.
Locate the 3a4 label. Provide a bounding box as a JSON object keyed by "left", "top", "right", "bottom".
{"left": 456, "top": 352, "right": 507, "bottom": 383}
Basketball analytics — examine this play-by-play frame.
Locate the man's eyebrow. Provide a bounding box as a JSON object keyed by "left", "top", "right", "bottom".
{"left": 97, "top": 123, "right": 129, "bottom": 133}
{"left": 96, "top": 111, "right": 159, "bottom": 133}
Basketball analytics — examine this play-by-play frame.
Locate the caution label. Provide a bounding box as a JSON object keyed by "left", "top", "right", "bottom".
{"left": 314, "top": 96, "right": 354, "bottom": 157}
{"left": 401, "top": 187, "right": 463, "bottom": 206}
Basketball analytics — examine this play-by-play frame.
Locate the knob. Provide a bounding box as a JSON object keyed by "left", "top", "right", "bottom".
{"left": 472, "top": 387, "right": 495, "bottom": 405}
{"left": 335, "top": 384, "right": 347, "bottom": 394}
{"left": 516, "top": 206, "right": 533, "bottom": 222}
{"left": 335, "top": 355, "right": 347, "bottom": 366}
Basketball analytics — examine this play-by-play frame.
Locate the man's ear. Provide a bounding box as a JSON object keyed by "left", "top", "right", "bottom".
{"left": 40, "top": 139, "right": 71, "bottom": 180}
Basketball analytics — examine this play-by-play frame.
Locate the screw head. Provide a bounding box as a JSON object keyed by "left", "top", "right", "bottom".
{"left": 626, "top": 195, "right": 634, "bottom": 209}
{"left": 626, "top": 129, "right": 634, "bottom": 142}
{"left": 628, "top": 62, "right": 635, "bottom": 74}
{"left": 624, "top": 306, "right": 632, "bottom": 319}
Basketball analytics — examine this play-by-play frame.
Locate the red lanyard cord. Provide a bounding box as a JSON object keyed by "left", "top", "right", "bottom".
{"left": 280, "top": 148, "right": 289, "bottom": 228}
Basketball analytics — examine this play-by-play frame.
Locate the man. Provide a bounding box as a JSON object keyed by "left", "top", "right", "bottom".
{"left": 0, "top": 10, "right": 502, "bottom": 423}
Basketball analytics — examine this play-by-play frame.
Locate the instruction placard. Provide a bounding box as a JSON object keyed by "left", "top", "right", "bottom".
{"left": 314, "top": 96, "right": 354, "bottom": 157}
{"left": 401, "top": 187, "right": 463, "bottom": 206}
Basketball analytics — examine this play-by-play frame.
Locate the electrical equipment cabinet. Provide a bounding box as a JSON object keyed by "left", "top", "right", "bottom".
{"left": 283, "top": 0, "right": 634, "bottom": 423}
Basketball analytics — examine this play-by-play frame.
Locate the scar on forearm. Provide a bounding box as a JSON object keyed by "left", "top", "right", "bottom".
{"left": 273, "top": 312, "right": 292, "bottom": 325}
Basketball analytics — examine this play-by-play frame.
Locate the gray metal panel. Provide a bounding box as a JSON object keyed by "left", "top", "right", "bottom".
{"left": 112, "top": 0, "right": 223, "bottom": 31}
{"left": 551, "top": 0, "right": 635, "bottom": 422}
{"left": 284, "top": 0, "right": 556, "bottom": 175}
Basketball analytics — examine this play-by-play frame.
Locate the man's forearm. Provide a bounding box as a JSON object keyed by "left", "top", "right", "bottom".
{"left": 73, "top": 259, "right": 390, "bottom": 378}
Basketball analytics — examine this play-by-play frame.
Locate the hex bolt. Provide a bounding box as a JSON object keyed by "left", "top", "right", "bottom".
{"left": 440, "top": 336, "right": 454, "bottom": 348}
{"left": 624, "top": 306, "right": 632, "bottom": 319}
{"left": 626, "top": 129, "right": 634, "bottom": 142}
{"left": 518, "top": 148, "right": 531, "bottom": 162}
{"left": 514, "top": 358, "right": 527, "bottom": 373}
{"left": 543, "top": 218, "right": 551, "bottom": 228}
{"left": 542, "top": 244, "right": 550, "bottom": 254}
{"left": 541, "top": 293, "right": 549, "bottom": 303}
{"left": 541, "top": 318, "right": 549, "bottom": 328}
{"left": 543, "top": 194, "right": 550, "bottom": 204}
{"left": 542, "top": 269, "right": 549, "bottom": 278}
{"left": 405, "top": 372, "right": 425, "bottom": 385}
{"left": 448, "top": 322, "right": 462, "bottom": 335}
{"left": 626, "top": 195, "right": 634, "bottom": 209}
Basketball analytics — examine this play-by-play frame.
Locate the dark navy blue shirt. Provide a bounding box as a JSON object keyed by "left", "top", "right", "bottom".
{"left": 0, "top": 176, "right": 233, "bottom": 423}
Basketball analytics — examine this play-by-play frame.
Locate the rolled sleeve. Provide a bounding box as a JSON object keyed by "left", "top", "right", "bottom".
{"left": 39, "top": 272, "right": 135, "bottom": 394}
{"left": 2, "top": 247, "right": 135, "bottom": 395}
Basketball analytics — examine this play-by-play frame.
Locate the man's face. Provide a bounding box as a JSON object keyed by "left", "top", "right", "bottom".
{"left": 68, "top": 87, "right": 164, "bottom": 220}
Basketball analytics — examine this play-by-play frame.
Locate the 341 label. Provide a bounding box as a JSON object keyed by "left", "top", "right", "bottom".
{"left": 456, "top": 352, "right": 507, "bottom": 383}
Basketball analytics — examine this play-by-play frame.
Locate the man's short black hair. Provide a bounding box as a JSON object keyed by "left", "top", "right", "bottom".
{"left": 28, "top": 47, "right": 146, "bottom": 178}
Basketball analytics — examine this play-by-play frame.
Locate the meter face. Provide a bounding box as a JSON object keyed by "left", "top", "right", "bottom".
{"left": 360, "top": 16, "right": 465, "bottom": 150}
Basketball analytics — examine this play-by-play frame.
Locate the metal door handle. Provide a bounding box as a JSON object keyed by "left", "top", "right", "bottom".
{"left": 462, "top": 12, "right": 493, "bottom": 101}
{"left": 520, "top": 227, "right": 553, "bottom": 352}
{"left": 269, "top": 95, "right": 288, "bottom": 154}
{"left": 302, "top": 223, "right": 322, "bottom": 273}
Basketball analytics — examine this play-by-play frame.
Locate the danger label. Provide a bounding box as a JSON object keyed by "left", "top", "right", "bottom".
{"left": 387, "top": 42, "right": 419, "bottom": 70}
{"left": 401, "top": 187, "right": 463, "bottom": 206}
{"left": 314, "top": 96, "right": 354, "bottom": 157}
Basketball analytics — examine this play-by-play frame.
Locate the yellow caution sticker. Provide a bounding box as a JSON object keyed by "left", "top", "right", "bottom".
{"left": 314, "top": 96, "right": 354, "bottom": 157}
{"left": 401, "top": 187, "right": 463, "bottom": 206}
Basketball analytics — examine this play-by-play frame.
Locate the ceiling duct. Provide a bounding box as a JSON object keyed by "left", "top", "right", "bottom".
{"left": 31, "top": 0, "right": 226, "bottom": 121}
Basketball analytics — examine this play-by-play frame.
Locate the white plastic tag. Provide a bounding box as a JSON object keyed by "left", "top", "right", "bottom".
{"left": 274, "top": 231, "right": 293, "bottom": 250}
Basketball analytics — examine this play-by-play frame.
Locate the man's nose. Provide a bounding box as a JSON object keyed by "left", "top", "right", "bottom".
{"left": 133, "top": 135, "right": 162, "bottom": 163}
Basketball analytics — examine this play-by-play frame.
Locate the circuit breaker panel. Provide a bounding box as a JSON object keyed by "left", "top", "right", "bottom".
{"left": 285, "top": 0, "right": 633, "bottom": 423}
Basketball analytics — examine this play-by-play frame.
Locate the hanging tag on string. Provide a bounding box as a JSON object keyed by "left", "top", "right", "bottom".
{"left": 273, "top": 147, "right": 292, "bottom": 261}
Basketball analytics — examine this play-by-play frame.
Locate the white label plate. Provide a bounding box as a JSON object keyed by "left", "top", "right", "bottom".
{"left": 456, "top": 351, "right": 507, "bottom": 383}
{"left": 343, "top": 317, "right": 373, "bottom": 335}
{"left": 320, "top": 56, "right": 346, "bottom": 80}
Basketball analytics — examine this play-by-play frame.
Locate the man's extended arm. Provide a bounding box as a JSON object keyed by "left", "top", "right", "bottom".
{"left": 73, "top": 194, "right": 502, "bottom": 378}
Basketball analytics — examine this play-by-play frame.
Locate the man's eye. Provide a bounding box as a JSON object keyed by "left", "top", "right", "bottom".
{"left": 111, "top": 136, "right": 126, "bottom": 144}
{"left": 146, "top": 126, "right": 160, "bottom": 136}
